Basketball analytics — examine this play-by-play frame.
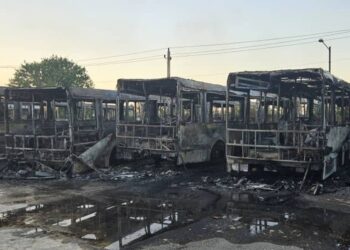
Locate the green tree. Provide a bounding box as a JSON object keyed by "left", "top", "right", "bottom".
{"left": 9, "top": 55, "right": 93, "bottom": 88}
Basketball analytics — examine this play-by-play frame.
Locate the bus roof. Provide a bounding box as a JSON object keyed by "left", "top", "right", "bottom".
{"left": 227, "top": 68, "right": 350, "bottom": 98}
{"left": 117, "top": 77, "right": 226, "bottom": 97}
{"left": 5, "top": 87, "right": 139, "bottom": 102}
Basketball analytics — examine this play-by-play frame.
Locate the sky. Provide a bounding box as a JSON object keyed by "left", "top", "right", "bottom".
{"left": 1, "top": 0, "right": 350, "bottom": 89}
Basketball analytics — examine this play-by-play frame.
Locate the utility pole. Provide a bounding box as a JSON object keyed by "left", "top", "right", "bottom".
{"left": 164, "top": 48, "right": 172, "bottom": 78}
{"left": 318, "top": 39, "right": 331, "bottom": 72}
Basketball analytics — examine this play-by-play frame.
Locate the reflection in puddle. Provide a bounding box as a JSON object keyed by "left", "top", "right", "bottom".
{"left": 54, "top": 218, "right": 72, "bottom": 227}
{"left": 0, "top": 212, "right": 8, "bottom": 219}
{"left": 0, "top": 196, "right": 193, "bottom": 249}
{"left": 106, "top": 213, "right": 178, "bottom": 250}
{"left": 0, "top": 203, "right": 44, "bottom": 222}
{"left": 249, "top": 219, "right": 278, "bottom": 235}
{"left": 1, "top": 191, "right": 349, "bottom": 249}
{"left": 26, "top": 204, "right": 44, "bottom": 212}
{"left": 77, "top": 212, "right": 97, "bottom": 223}
{"left": 53, "top": 212, "right": 98, "bottom": 227}
{"left": 129, "top": 216, "right": 145, "bottom": 221}
{"left": 77, "top": 204, "right": 94, "bottom": 209}
{"left": 226, "top": 192, "right": 350, "bottom": 249}
{"left": 0, "top": 203, "right": 27, "bottom": 214}
{"left": 22, "top": 227, "right": 44, "bottom": 236}
{"left": 82, "top": 233, "right": 97, "bottom": 240}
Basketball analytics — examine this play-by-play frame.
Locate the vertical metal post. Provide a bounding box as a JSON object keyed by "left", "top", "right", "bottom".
{"left": 95, "top": 99, "right": 102, "bottom": 139}
{"left": 329, "top": 46, "right": 331, "bottom": 73}
{"left": 176, "top": 81, "right": 181, "bottom": 158}
{"left": 52, "top": 99, "right": 57, "bottom": 139}
{"left": 246, "top": 91, "right": 251, "bottom": 126}
{"left": 4, "top": 90, "right": 9, "bottom": 134}
{"left": 31, "top": 93, "right": 36, "bottom": 160}
{"left": 331, "top": 88, "right": 335, "bottom": 125}
{"left": 321, "top": 70, "right": 326, "bottom": 131}
{"left": 341, "top": 93, "right": 344, "bottom": 125}
{"left": 225, "top": 80, "right": 229, "bottom": 171}
{"left": 115, "top": 91, "right": 120, "bottom": 137}
{"left": 67, "top": 95, "right": 74, "bottom": 155}
{"left": 202, "top": 91, "right": 206, "bottom": 123}
{"left": 277, "top": 83, "right": 280, "bottom": 120}
{"left": 3, "top": 91, "right": 9, "bottom": 157}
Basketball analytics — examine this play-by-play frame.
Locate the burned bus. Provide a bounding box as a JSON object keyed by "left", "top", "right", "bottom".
{"left": 4, "top": 87, "right": 125, "bottom": 167}
{"left": 226, "top": 68, "right": 350, "bottom": 179}
{"left": 115, "top": 77, "right": 227, "bottom": 165}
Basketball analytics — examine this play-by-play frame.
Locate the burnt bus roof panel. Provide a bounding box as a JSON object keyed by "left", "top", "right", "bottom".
{"left": 227, "top": 68, "right": 350, "bottom": 97}
{"left": 5, "top": 87, "right": 67, "bottom": 101}
{"left": 69, "top": 88, "right": 143, "bottom": 101}
{"left": 69, "top": 87, "right": 116, "bottom": 101}
{"left": 117, "top": 77, "right": 226, "bottom": 97}
{"left": 4, "top": 87, "right": 139, "bottom": 102}
{"left": 227, "top": 68, "right": 323, "bottom": 84}
{"left": 178, "top": 77, "right": 226, "bottom": 93}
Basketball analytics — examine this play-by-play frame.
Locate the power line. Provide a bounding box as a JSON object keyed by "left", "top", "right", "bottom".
{"left": 92, "top": 56, "right": 350, "bottom": 84}
{"left": 78, "top": 48, "right": 166, "bottom": 62}
{"left": 0, "top": 65, "right": 16, "bottom": 69}
{"left": 328, "top": 35, "right": 350, "bottom": 42}
{"left": 77, "top": 28, "right": 350, "bottom": 63}
{"left": 183, "top": 72, "right": 227, "bottom": 78}
{"left": 4, "top": 28, "right": 350, "bottom": 69}
{"left": 183, "top": 57, "right": 350, "bottom": 79}
{"left": 83, "top": 29, "right": 350, "bottom": 66}
{"left": 175, "top": 41, "right": 314, "bottom": 58}
{"left": 173, "top": 31, "right": 350, "bottom": 56}
{"left": 174, "top": 35, "right": 350, "bottom": 58}
{"left": 171, "top": 28, "right": 350, "bottom": 49}
{"left": 83, "top": 33, "right": 350, "bottom": 67}
{"left": 84, "top": 55, "right": 163, "bottom": 67}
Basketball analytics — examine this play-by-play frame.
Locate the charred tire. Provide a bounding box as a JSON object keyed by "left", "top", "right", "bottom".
{"left": 210, "top": 140, "right": 225, "bottom": 163}
{"left": 108, "top": 146, "right": 118, "bottom": 166}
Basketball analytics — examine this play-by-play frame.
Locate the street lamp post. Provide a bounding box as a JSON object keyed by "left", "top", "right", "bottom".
{"left": 318, "top": 38, "right": 331, "bottom": 72}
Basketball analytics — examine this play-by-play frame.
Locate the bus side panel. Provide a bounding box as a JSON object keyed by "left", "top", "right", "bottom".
{"left": 177, "top": 123, "right": 225, "bottom": 165}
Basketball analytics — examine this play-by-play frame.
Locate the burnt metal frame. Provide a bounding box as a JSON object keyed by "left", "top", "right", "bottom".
{"left": 116, "top": 77, "right": 227, "bottom": 163}
{"left": 226, "top": 68, "right": 350, "bottom": 177}
{"left": 4, "top": 87, "right": 118, "bottom": 165}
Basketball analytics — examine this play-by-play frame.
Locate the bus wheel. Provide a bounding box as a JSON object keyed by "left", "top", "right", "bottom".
{"left": 109, "top": 146, "right": 118, "bottom": 167}
{"left": 210, "top": 140, "right": 225, "bottom": 163}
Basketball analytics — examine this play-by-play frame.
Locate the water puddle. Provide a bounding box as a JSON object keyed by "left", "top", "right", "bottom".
{"left": 0, "top": 191, "right": 349, "bottom": 249}
{"left": 224, "top": 192, "right": 350, "bottom": 249}
{"left": 0, "top": 195, "right": 197, "bottom": 249}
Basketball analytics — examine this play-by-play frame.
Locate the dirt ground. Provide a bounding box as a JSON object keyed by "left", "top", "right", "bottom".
{"left": 0, "top": 162, "right": 349, "bottom": 250}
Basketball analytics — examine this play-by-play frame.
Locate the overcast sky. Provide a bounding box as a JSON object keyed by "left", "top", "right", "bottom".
{"left": 1, "top": 0, "right": 350, "bottom": 89}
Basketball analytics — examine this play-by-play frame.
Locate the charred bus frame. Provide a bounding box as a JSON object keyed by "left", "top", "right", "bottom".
{"left": 116, "top": 77, "right": 228, "bottom": 165}
{"left": 4, "top": 87, "right": 125, "bottom": 166}
{"left": 226, "top": 68, "right": 350, "bottom": 179}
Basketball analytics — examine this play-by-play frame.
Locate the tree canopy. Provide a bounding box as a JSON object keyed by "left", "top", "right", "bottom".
{"left": 9, "top": 56, "right": 93, "bottom": 88}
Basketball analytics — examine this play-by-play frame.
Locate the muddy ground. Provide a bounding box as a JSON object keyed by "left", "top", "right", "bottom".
{"left": 0, "top": 162, "right": 349, "bottom": 250}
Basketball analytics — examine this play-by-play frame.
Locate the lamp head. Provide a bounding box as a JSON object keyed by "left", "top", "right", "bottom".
{"left": 318, "top": 38, "right": 324, "bottom": 43}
